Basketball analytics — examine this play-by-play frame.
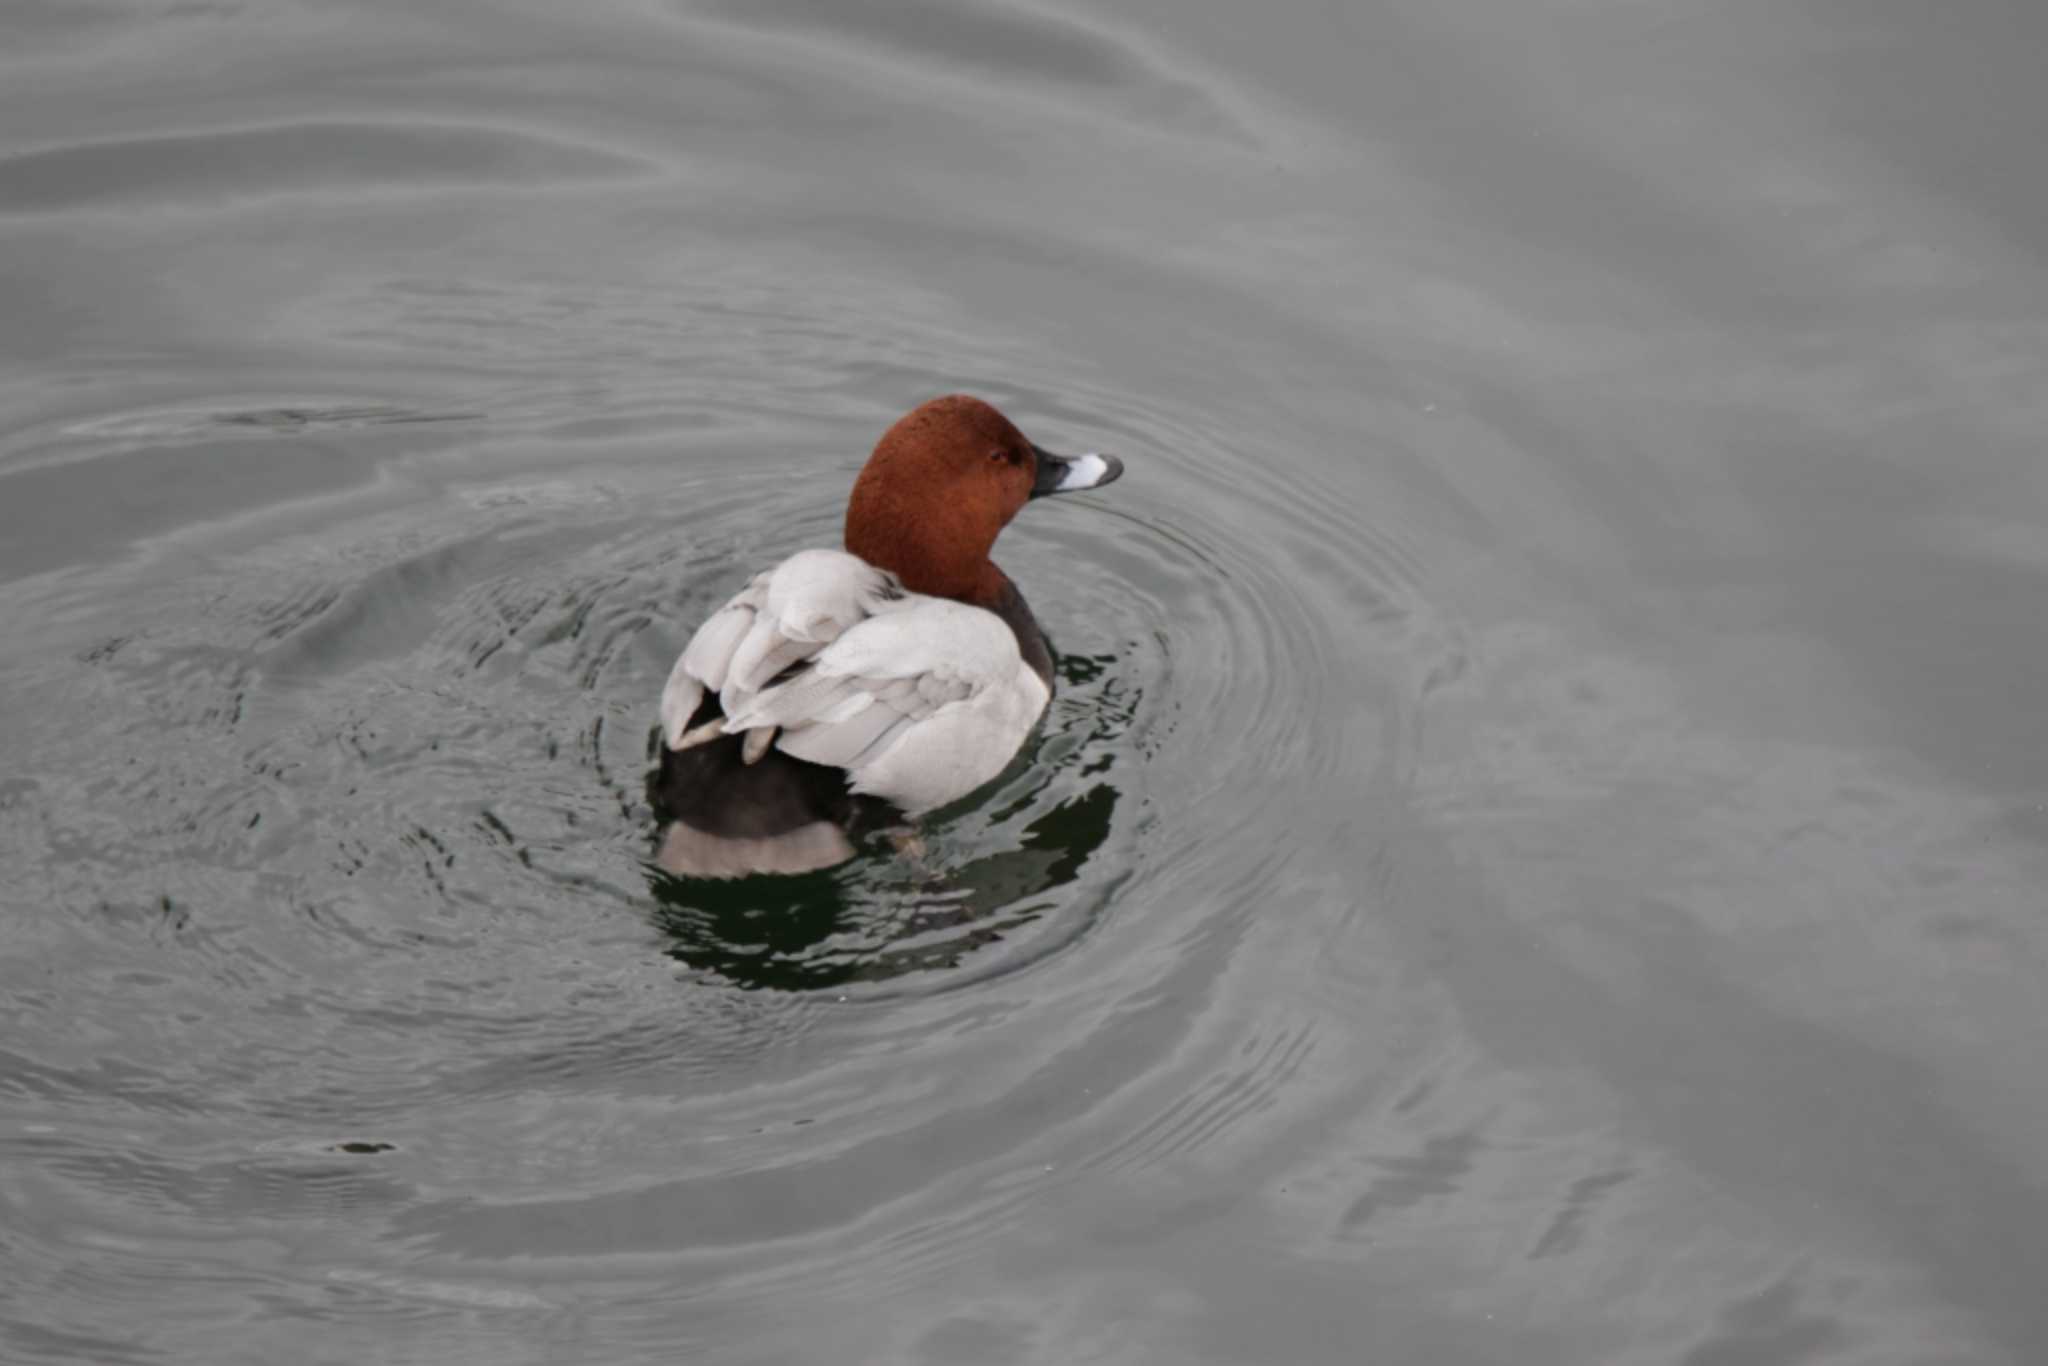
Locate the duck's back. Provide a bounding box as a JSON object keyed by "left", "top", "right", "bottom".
{"left": 651, "top": 549, "right": 1052, "bottom": 878}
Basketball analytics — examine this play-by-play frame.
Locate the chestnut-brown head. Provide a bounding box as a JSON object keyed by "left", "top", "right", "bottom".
{"left": 843, "top": 395, "right": 1121, "bottom": 605}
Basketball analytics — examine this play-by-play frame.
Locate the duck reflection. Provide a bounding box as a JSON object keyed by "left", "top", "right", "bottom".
{"left": 645, "top": 783, "right": 1117, "bottom": 991}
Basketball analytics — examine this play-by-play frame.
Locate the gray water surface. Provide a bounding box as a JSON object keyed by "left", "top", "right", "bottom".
{"left": 5, "top": 2, "right": 2047, "bottom": 1363}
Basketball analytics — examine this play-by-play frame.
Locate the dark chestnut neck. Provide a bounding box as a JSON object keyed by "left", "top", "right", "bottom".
{"left": 844, "top": 500, "right": 1004, "bottom": 607}
{"left": 859, "top": 543, "right": 1008, "bottom": 609}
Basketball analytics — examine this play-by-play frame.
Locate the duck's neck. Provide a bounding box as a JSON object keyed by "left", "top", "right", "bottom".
{"left": 844, "top": 511, "right": 1004, "bottom": 605}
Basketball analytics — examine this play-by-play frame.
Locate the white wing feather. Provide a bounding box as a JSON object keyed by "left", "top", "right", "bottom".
{"left": 728, "top": 601, "right": 1047, "bottom": 811}
{"left": 681, "top": 572, "right": 767, "bottom": 690}
{"left": 720, "top": 550, "right": 900, "bottom": 705}
{"left": 659, "top": 570, "right": 768, "bottom": 746}
{"left": 662, "top": 548, "right": 899, "bottom": 748}
{"left": 661, "top": 549, "right": 1050, "bottom": 812}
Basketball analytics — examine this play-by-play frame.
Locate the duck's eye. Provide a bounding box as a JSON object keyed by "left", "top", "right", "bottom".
{"left": 988, "top": 447, "right": 1007, "bottom": 464}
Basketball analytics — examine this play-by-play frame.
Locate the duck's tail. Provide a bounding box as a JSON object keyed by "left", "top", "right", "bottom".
{"left": 647, "top": 695, "right": 869, "bottom": 879}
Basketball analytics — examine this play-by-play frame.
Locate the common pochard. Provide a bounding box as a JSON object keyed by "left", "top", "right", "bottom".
{"left": 651, "top": 395, "right": 1123, "bottom": 877}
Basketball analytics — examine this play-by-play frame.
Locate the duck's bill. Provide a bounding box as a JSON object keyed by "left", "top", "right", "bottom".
{"left": 1030, "top": 446, "right": 1124, "bottom": 498}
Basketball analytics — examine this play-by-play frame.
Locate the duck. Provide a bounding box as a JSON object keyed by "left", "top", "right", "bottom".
{"left": 650, "top": 394, "right": 1124, "bottom": 878}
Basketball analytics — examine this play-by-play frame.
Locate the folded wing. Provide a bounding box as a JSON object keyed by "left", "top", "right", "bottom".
{"left": 661, "top": 549, "right": 1049, "bottom": 812}
{"left": 660, "top": 549, "right": 900, "bottom": 747}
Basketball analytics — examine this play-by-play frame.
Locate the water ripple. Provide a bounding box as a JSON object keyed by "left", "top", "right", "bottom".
{"left": 681, "top": 0, "right": 1261, "bottom": 145}
{"left": 0, "top": 337, "right": 1440, "bottom": 1355}
{"left": 0, "top": 120, "right": 655, "bottom": 217}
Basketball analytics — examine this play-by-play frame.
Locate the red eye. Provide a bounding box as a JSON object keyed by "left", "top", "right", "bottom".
{"left": 988, "top": 448, "right": 1007, "bottom": 463}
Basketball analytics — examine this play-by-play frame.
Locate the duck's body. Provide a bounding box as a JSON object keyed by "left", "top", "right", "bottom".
{"left": 650, "top": 396, "right": 1121, "bottom": 878}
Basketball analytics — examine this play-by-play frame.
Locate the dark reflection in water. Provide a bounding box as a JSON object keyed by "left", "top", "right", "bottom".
{"left": 646, "top": 784, "right": 1116, "bottom": 990}
{"left": 646, "top": 653, "right": 1125, "bottom": 991}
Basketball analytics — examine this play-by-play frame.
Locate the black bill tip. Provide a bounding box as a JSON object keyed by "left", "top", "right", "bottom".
{"left": 1030, "top": 445, "right": 1124, "bottom": 498}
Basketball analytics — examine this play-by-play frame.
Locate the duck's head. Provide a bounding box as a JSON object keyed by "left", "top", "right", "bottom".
{"left": 844, "top": 395, "right": 1123, "bottom": 605}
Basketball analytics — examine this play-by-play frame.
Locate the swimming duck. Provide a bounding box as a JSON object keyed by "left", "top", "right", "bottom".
{"left": 650, "top": 395, "right": 1123, "bottom": 877}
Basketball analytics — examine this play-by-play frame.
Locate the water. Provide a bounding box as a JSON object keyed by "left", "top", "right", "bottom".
{"left": 4, "top": 1, "right": 2047, "bottom": 1362}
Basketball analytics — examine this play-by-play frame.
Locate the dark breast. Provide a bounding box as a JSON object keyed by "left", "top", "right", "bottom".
{"left": 988, "top": 575, "right": 1055, "bottom": 692}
